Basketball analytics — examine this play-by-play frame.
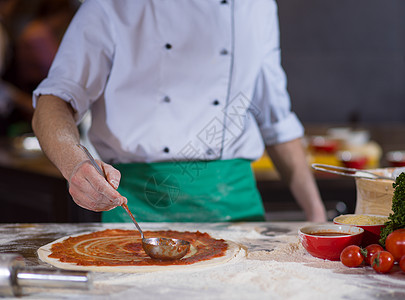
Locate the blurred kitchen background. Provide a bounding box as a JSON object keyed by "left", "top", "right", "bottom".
{"left": 0, "top": 0, "right": 404, "bottom": 223}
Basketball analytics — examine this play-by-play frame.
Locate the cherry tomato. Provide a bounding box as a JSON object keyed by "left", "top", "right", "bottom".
{"left": 385, "top": 229, "right": 405, "bottom": 262}
{"left": 364, "top": 244, "right": 384, "bottom": 265}
{"left": 400, "top": 255, "right": 405, "bottom": 273}
{"left": 340, "top": 245, "right": 364, "bottom": 267}
{"left": 371, "top": 251, "right": 394, "bottom": 273}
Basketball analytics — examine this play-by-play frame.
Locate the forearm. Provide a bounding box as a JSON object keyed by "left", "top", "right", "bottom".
{"left": 266, "top": 138, "right": 327, "bottom": 222}
{"left": 32, "top": 95, "right": 87, "bottom": 180}
{"left": 32, "top": 95, "right": 126, "bottom": 212}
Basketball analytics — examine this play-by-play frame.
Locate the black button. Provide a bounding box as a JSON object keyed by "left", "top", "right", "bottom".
{"left": 220, "top": 0, "right": 228, "bottom": 4}
{"left": 213, "top": 100, "right": 220, "bottom": 105}
{"left": 163, "top": 96, "right": 171, "bottom": 103}
{"left": 165, "top": 43, "right": 172, "bottom": 49}
{"left": 220, "top": 49, "right": 228, "bottom": 55}
{"left": 206, "top": 149, "right": 214, "bottom": 155}
{"left": 163, "top": 147, "right": 170, "bottom": 153}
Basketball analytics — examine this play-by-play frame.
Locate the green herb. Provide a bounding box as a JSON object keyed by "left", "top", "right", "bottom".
{"left": 379, "top": 172, "right": 405, "bottom": 247}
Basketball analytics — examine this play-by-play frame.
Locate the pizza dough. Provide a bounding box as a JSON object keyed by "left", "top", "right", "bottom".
{"left": 38, "top": 229, "right": 243, "bottom": 273}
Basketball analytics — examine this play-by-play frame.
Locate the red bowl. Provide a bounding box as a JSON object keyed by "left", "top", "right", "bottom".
{"left": 309, "top": 136, "right": 339, "bottom": 153}
{"left": 341, "top": 157, "right": 368, "bottom": 169}
{"left": 386, "top": 151, "right": 405, "bottom": 167}
{"left": 298, "top": 224, "right": 364, "bottom": 261}
{"left": 338, "top": 151, "right": 368, "bottom": 169}
{"left": 333, "top": 214, "right": 387, "bottom": 247}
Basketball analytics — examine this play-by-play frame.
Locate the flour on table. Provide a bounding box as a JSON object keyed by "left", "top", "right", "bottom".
{"left": 94, "top": 251, "right": 365, "bottom": 300}
{"left": 92, "top": 231, "right": 369, "bottom": 300}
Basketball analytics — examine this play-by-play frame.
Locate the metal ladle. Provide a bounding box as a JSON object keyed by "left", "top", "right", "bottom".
{"left": 77, "top": 144, "right": 190, "bottom": 260}
{"left": 311, "top": 163, "right": 395, "bottom": 181}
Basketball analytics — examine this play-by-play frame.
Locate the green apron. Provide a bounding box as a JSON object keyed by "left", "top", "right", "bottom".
{"left": 102, "top": 159, "right": 265, "bottom": 222}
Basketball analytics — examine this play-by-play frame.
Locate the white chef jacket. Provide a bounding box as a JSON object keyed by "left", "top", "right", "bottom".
{"left": 33, "top": 0, "right": 304, "bottom": 164}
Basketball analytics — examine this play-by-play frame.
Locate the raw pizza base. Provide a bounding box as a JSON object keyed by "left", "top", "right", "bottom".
{"left": 37, "top": 231, "right": 244, "bottom": 273}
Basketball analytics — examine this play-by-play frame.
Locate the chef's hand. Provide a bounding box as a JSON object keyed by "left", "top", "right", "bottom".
{"left": 68, "top": 160, "right": 127, "bottom": 212}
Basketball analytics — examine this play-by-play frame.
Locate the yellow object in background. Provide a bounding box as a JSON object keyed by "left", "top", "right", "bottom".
{"left": 307, "top": 154, "right": 342, "bottom": 167}
{"left": 251, "top": 152, "right": 274, "bottom": 170}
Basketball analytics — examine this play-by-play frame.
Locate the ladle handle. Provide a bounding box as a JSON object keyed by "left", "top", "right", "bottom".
{"left": 121, "top": 204, "right": 144, "bottom": 239}
{"left": 312, "top": 163, "right": 359, "bottom": 177}
{"left": 77, "top": 144, "right": 104, "bottom": 177}
{"left": 76, "top": 144, "right": 145, "bottom": 239}
{"left": 311, "top": 163, "right": 394, "bottom": 181}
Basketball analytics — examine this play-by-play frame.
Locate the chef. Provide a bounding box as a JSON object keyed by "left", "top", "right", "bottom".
{"left": 32, "top": 0, "right": 327, "bottom": 223}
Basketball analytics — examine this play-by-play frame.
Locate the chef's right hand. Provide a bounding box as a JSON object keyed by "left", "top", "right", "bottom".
{"left": 68, "top": 160, "right": 127, "bottom": 212}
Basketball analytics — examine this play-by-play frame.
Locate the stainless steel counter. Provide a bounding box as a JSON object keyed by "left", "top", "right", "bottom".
{"left": 0, "top": 222, "right": 404, "bottom": 299}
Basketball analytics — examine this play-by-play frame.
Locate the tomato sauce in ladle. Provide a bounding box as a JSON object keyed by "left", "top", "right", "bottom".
{"left": 77, "top": 144, "right": 190, "bottom": 260}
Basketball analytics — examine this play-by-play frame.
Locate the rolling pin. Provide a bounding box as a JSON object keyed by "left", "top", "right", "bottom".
{"left": 0, "top": 253, "right": 92, "bottom": 297}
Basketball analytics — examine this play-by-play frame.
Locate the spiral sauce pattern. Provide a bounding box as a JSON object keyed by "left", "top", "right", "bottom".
{"left": 49, "top": 229, "right": 228, "bottom": 266}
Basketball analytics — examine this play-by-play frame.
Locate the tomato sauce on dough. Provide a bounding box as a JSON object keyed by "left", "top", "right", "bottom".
{"left": 49, "top": 229, "right": 228, "bottom": 266}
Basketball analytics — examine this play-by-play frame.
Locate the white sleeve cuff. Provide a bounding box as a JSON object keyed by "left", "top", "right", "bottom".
{"left": 33, "top": 77, "right": 90, "bottom": 123}
{"left": 260, "top": 112, "right": 304, "bottom": 145}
